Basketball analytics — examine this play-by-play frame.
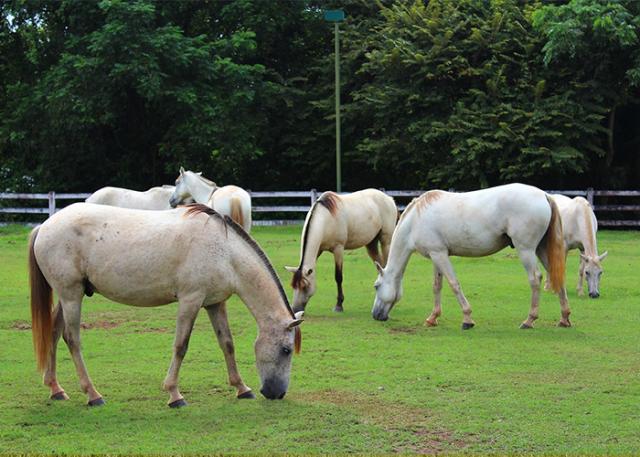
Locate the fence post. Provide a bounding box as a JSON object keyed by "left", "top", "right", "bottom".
{"left": 48, "top": 191, "right": 56, "bottom": 218}
{"left": 310, "top": 188, "right": 318, "bottom": 205}
{"left": 586, "top": 187, "right": 594, "bottom": 207}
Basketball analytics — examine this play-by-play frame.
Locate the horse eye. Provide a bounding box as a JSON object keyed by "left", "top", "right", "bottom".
{"left": 374, "top": 284, "right": 380, "bottom": 290}
{"left": 282, "top": 347, "right": 291, "bottom": 356}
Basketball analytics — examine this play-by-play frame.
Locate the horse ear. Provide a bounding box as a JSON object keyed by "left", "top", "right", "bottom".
{"left": 180, "top": 166, "right": 185, "bottom": 175}
{"left": 375, "top": 261, "right": 384, "bottom": 275}
{"left": 580, "top": 253, "right": 588, "bottom": 262}
{"left": 598, "top": 251, "right": 608, "bottom": 261}
{"left": 196, "top": 172, "right": 202, "bottom": 176}
{"left": 294, "top": 310, "right": 305, "bottom": 320}
{"left": 285, "top": 266, "right": 298, "bottom": 274}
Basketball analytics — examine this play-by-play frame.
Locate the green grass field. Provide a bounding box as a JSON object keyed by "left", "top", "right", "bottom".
{"left": 0, "top": 225, "right": 638, "bottom": 455}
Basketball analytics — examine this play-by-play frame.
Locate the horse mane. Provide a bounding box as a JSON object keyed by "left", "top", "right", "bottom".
{"left": 291, "top": 192, "right": 341, "bottom": 289}
{"left": 184, "top": 204, "right": 295, "bottom": 319}
{"left": 399, "top": 190, "right": 444, "bottom": 222}
{"left": 195, "top": 173, "right": 217, "bottom": 188}
{"left": 316, "top": 191, "right": 340, "bottom": 216}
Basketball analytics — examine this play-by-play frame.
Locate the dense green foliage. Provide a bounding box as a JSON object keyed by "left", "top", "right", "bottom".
{"left": 1, "top": 225, "right": 639, "bottom": 453}
{"left": 1, "top": 0, "right": 639, "bottom": 192}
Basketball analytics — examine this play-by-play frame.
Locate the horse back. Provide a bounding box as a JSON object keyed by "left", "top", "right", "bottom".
{"left": 34, "top": 203, "right": 231, "bottom": 307}
{"left": 341, "top": 189, "right": 396, "bottom": 248}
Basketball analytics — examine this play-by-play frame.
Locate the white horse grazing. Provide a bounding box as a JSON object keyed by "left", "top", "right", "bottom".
{"left": 169, "top": 168, "right": 252, "bottom": 232}
{"left": 372, "top": 183, "right": 571, "bottom": 329}
{"left": 285, "top": 189, "right": 397, "bottom": 313}
{"left": 29, "top": 203, "right": 302, "bottom": 407}
{"left": 86, "top": 185, "right": 184, "bottom": 210}
{"left": 547, "top": 194, "right": 607, "bottom": 298}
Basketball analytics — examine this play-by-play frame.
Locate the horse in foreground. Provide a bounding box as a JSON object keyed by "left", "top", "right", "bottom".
{"left": 169, "top": 168, "right": 252, "bottom": 232}
{"left": 29, "top": 203, "right": 302, "bottom": 407}
{"left": 547, "top": 194, "right": 607, "bottom": 298}
{"left": 372, "top": 183, "right": 570, "bottom": 329}
{"left": 86, "top": 185, "right": 184, "bottom": 209}
{"left": 286, "top": 189, "right": 397, "bottom": 313}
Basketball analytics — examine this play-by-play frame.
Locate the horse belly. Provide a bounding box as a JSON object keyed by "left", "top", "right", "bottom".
{"left": 420, "top": 221, "right": 508, "bottom": 257}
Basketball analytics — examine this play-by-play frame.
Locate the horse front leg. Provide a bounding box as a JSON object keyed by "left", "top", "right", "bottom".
{"left": 425, "top": 267, "right": 443, "bottom": 326}
{"left": 430, "top": 252, "right": 475, "bottom": 330}
{"left": 577, "top": 253, "right": 586, "bottom": 296}
{"left": 162, "top": 294, "right": 202, "bottom": 408}
{"left": 44, "top": 303, "right": 69, "bottom": 400}
{"left": 204, "top": 302, "right": 254, "bottom": 399}
{"left": 333, "top": 246, "right": 345, "bottom": 312}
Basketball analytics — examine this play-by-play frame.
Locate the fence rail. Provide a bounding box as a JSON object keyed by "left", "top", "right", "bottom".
{"left": 1, "top": 189, "right": 639, "bottom": 227}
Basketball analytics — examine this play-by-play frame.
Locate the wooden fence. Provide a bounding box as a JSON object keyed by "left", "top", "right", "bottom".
{"left": 1, "top": 189, "right": 639, "bottom": 227}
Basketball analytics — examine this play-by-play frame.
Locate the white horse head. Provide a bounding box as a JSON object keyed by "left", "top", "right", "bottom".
{"left": 169, "top": 168, "right": 215, "bottom": 207}
{"left": 581, "top": 251, "right": 607, "bottom": 298}
{"left": 256, "top": 310, "right": 304, "bottom": 399}
{"left": 285, "top": 265, "right": 317, "bottom": 312}
{"left": 371, "top": 262, "right": 403, "bottom": 321}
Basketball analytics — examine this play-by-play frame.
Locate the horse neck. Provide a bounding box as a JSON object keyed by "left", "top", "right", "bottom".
{"left": 187, "top": 176, "right": 215, "bottom": 204}
{"left": 299, "top": 209, "right": 328, "bottom": 269}
{"left": 579, "top": 204, "right": 598, "bottom": 257}
{"left": 385, "top": 210, "right": 415, "bottom": 283}
{"left": 231, "top": 236, "right": 293, "bottom": 330}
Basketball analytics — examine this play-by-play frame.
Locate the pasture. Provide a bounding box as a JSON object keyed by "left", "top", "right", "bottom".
{"left": 0, "top": 224, "right": 638, "bottom": 455}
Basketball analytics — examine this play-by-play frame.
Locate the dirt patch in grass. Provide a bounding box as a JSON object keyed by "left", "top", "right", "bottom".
{"left": 133, "top": 326, "right": 171, "bottom": 333}
{"left": 80, "top": 320, "right": 121, "bottom": 330}
{"left": 305, "top": 389, "right": 471, "bottom": 453}
{"left": 11, "top": 320, "right": 31, "bottom": 330}
{"left": 388, "top": 325, "right": 419, "bottom": 335}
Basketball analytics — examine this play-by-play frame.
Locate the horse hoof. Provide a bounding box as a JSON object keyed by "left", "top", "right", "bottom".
{"left": 50, "top": 391, "right": 68, "bottom": 401}
{"left": 237, "top": 390, "right": 256, "bottom": 399}
{"left": 558, "top": 320, "right": 572, "bottom": 328}
{"left": 519, "top": 323, "right": 533, "bottom": 329}
{"left": 87, "top": 397, "right": 105, "bottom": 407}
{"left": 461, "top": 322, "right": 475, "bottom": 330}
{"left": 333, "top": 305, "right": 344, "bottom": 313}
{"left": 168, "top": 398, "right": 187, "bottom": 408}
{"left": 425, "top": 319, "right": 438, "bottom": 327}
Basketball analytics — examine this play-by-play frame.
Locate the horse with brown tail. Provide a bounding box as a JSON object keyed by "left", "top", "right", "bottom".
{"left": 372, "top": 183, "right": 570, "bottom": 329}
{"left": 285, "top": 189, "right": 397, "bottom": 313}
{"left": 29, "top": 203, "right": 302, "bottom": 407}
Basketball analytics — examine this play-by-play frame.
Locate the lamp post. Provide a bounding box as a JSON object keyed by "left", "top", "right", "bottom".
{"left": 324, "top": 9, "right": 345, "bottom": 192}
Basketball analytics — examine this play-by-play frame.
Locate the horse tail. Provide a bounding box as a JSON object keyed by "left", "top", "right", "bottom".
{"left": 543, "top": 195, "right": 566, "bottom": 293}
{"left": 229, "top": 196, "right": 244, "bottom": 229}
{"left": 29, "top": 226, "right": 53, "bottom": 373}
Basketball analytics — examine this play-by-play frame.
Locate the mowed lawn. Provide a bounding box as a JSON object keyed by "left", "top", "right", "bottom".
{"left": 0, "top": 224, "right": 638, "bottom": 455}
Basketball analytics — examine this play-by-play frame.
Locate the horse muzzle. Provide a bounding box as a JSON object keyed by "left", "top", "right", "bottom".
{"left": 589, "top": 291, "right": 600, "bottom": 299}
{"left": 372, "top": 307, "right": 389, "bottom": 321}
{"left": 260, "top": 379, "right": 287, "bottom": 400}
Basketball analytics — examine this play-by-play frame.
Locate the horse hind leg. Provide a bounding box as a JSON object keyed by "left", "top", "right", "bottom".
{"left": 58, "top": 291, "right": 104, "bottom": 405}
{"left": 537, "top": 245, "right": 571, "bottom": 327}
{"left": 425, "top": 267, "right": 443, "bottom": 327}
{"left": 365, "top": 235, "right": 382, "bottom": 265}
{"left": 44, "top": 302, "right": 69, "bottom": 400}
{"left": 517, "top": 248, "right": 542, "bottom": 329}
